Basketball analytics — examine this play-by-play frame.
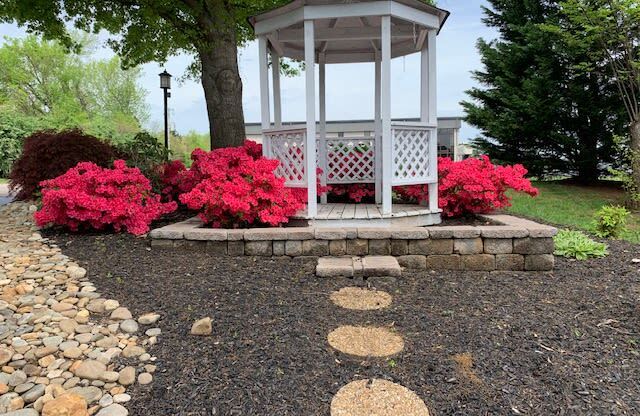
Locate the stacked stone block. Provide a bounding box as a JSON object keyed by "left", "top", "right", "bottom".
{"left": 149, "top": 215, "right": 557, "bottom": 271}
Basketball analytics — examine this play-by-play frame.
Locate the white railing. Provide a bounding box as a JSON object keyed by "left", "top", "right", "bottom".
{"left": 322, "top": 136, "right": 375, "bottom": 184}
{"left": 264, "top": 123, "right": 437, "bottom": 189}
{"left": 391, "top": 123, "right": 437, "bottom": 186}
{"left": 263, "top": 127, "right": 307, "bottom": 187}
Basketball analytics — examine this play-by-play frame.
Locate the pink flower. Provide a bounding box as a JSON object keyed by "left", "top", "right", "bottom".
{"left": 34, "top": 160, "right": 176, "bottom": 235}
{"left": 396, "top": 156, "right": 538, "bottom": 217}
{"left": 178, "top": 141, "right": 305, "bottom": 228}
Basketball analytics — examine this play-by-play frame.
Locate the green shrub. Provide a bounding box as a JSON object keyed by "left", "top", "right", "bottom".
{"left": 117, "top": 132, "right": 170, "bottom": 192}
{"left": 169, "top": 130, "right": 210, "bottom": 165}
{"left": 592, "top": 205, "right": 629, "bottom": 238}
{"left": 0, "top": 111, "right": 41, "bottom": 177}
{"left": 554, "top": 230, "right": 608, "bottom": 260}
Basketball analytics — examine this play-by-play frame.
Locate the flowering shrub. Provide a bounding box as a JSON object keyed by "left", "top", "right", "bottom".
{"left": 158, "top": 159, "right": 200, "bottom": 201}
{"left": 397, "top": 156, "right": 538, "bottom": 217}
{"left": 329, "top": 183, "right": 376, "bottom": 202}
{"left": 179, "top": 143, "right": 305, "bottom": 228}
{"left": 159, "top": 160, "right": 187, "bottom": 200}
{"left": 34, "top": 160, "right": 176, "bottom": 235}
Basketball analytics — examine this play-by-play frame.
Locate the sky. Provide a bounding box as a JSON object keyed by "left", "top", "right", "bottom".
{"left": 0, "top": 0, "right": 496, "bottom": 142}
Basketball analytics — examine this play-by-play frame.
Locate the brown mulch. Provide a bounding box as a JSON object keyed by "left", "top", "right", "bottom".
{"left": 49, "top": 230, "right": 640, "bottom": 415}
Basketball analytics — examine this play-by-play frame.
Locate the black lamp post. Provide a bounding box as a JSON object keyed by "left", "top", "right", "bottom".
{"left": 159, "top": 70, "right": 172, "bottom": 149}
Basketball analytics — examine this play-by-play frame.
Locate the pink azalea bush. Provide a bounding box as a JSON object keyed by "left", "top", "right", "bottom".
{"left": 329, "top": 183, "right": 376, "bottom": 202}
{"left": 34, "top": 160, "right": 177, "bottom": 235}
{"left": 158, "top": 159, "right": 198, "bottom": 201}
{"left": 397, "top": 156, "right": 538, "bottom": 217}
{"left": 178, "top": 142, "right": 306, "bottom": 228}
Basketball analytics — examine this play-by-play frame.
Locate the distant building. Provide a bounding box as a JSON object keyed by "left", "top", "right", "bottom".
{"left": 245, "top": 117, "right": 465, "bottom": 161}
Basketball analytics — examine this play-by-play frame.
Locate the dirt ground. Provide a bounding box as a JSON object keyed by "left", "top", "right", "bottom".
{"left": 51, "top": 230, "right": 640, "bottom": 416}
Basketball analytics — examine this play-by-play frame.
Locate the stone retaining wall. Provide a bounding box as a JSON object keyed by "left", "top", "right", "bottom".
{"left": 149, "top": 214, "right": 557, "bottom": 271}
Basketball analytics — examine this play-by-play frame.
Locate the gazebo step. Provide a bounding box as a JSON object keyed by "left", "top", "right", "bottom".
{"left": 316, "top": 256, "right": 401, "bottom": 278}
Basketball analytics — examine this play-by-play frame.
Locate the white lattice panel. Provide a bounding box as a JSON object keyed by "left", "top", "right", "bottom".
{"left": 264, "top": 129, "right": 307, "bottom": 187}
{"left": 323, "top": 137, "right": 375, "bottom": 184}
{"left": 391, "top": 125, "right": 435, "bottom": 185}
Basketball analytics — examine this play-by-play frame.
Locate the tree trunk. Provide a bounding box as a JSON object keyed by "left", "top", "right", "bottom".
{"left": 199, "top": 32, "right": 246, "bottom": 149}
{"left": 575, "top": 139, "right": 600, "bottom": 184}
{"left": 630, "top": 118, "right": 640, "bottom": 198}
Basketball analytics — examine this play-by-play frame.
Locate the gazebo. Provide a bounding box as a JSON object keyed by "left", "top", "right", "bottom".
{"left": 249, "top": 0, "right": 449, "bottom": 227}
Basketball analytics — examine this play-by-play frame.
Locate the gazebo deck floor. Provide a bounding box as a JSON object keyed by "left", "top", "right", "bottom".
{"left": 292, "top": 203, "right": 442, "bottom": 228}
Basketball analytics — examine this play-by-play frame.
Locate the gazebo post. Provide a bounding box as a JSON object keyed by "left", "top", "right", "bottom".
{"left": 272, "top": 51, "right": 282, "bottom": 128}
{"left": 304, "top": 19, "right": 318, "bottom": 217}
{"left": 258, "top": 36, "right": 271, "bottom": 158}
{"left": 380, "top": 15, "right": 392, "bottom": 215}
{"left": 374, "top": 50, "right": 382, "bottom": 205}
{"left": 426, "top": 30, "right": 438, "bottom": 212}
{"left": 319, "top": 52, "right": 328, "bottom": 204}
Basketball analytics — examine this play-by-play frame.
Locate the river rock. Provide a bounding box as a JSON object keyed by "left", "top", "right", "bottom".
{"left": 74, "top": 360, "right": 106, "bottom": 380}
{"left": 137, "top": 313, "right": 160, "bottom": 325}
{"left": 119, "top": 320, "right": 138, "bottom": 334}
{"left": 21, "top": 383, "right": 45, "bottom": 403}
{"left": 117, "top": 367, "right": 135, "bottom": 386}
{"left": 190, "top": 317, "right": 212, "bottom": 336}
{"left": 95, "top": 403, "right": 128, "bottom": 416}
{"left": 41, "top": 393, "right": 88, "bottom": 416}
{"left": 109, "top": 308, "right": 132, "bottom": 320}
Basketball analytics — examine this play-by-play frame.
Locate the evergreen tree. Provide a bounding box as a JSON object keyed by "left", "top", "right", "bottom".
{"left": 462, "top": 0, "right": 625, "bottom": 182}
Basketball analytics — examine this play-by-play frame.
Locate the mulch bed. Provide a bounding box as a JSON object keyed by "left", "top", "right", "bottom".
{"left": 50, "top": 230, "right": 640, "bottom": 415}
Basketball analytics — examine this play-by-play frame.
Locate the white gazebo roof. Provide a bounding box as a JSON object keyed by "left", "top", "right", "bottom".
{"left": 249, "top": 0, "right": 449, "bottom": 64}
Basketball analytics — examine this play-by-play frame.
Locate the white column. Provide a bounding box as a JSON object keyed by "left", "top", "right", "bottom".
{"left": 423, "top": 29, "right": 438, "bottom": 212}
{"left": 453, "top": 127, "right": 459, "bottom": 161}
{"left": 272, "top": 51, "right": 282, "bottom": 128}
{"left": 381, "top": 15, "right": 392, "bottom": 215}
{"left": 258, "top": 36, "right": 271, "bottom": 157}
{"left": 420, "top": 38, "right": 429, "bottom": 123}
{"left": 304, "top": 20, "right": 318, "bottom": 218}
{"left": 319, "top": 52, "right": 328, "bottom": 204}
{"left": 374, "top": 50, "right": 382, "bottom": 204}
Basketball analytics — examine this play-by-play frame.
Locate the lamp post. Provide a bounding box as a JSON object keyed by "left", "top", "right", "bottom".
{"left": 159, "top": 70, "right": 172, "bottom": 149}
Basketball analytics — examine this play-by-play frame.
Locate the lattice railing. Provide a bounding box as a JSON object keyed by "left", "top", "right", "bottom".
{"left": 263, "top": 128, "right": 307, "bottom": 187}
{"left": 322, "top": 137, "right": 375, "bottom": 184}
{"left": 391, "top": 124, "right": 436, "bottom": 185}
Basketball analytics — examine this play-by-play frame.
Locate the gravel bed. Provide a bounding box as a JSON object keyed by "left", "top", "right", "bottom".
{"left": 51, "top": 231, "right": 640, "bottom": 415}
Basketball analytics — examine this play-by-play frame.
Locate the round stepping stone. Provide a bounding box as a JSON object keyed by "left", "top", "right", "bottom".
{"left": 327, "top": 326, "right": 404, "bottom": 357}
{"left": 331, "top": 379, "right": 429, "bottom": 416}
{"left": 330, "top": 287, "right": 392, "bottom": 310}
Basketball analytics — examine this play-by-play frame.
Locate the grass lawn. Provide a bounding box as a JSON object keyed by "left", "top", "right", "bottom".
{"left": 0, "top": 178, "right": 7, "bottom": 184}
{"left": 507, "top": 181, "right": 640, "bottom": 243}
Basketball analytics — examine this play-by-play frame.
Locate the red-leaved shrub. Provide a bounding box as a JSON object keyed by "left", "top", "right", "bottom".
{"left": 397, "top": 156, "right": 538, "bottom": 217}
{"left": 179, "top": 142, "right": 305, "bottom": 228}
{"left": 10, "top": 129, "right": 120, "bottom": 200}
{"left": 34, "top": 160, "right": 176, "bottom": 235}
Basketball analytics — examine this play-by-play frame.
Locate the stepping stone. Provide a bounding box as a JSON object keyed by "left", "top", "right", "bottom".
{"left": 316, "top": 257, "right": 355, "bottom": 277}
{"left": 327, "top": 325, "right": 404, "bottom": 357}
{"left": 362, "top": 256, "right": 401, "bottom": 277}
{"left": 316, "top": 256, "right": 402, "bottom": 278}
{"left": 330, "top": 287, "right": 392, "bottom": 310}
{"left": 331, "top": 378, "right": 430, "bottom": 416}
